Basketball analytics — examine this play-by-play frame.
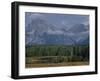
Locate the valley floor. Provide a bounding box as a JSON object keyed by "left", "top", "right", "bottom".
{"left": 25, "top": 45, "right": 89, "bottom": 68}
{"left": 26, "top": 61, "right": 89, "bottom": 68}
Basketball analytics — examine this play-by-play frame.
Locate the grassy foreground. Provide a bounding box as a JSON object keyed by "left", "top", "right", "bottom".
{"left": 26, "top": 61, "right": 89, "bottom": 68}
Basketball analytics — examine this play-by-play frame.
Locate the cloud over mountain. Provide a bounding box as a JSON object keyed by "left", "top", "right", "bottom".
{"left": 25, "top": 12, "right": 89, "bottom": 45}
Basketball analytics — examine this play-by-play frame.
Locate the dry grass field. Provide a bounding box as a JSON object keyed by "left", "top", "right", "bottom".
{"left": 26, "top": 61, "right": 89, "bottom": 68}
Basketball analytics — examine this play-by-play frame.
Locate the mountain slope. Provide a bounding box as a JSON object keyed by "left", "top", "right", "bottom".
{"left": 25, "top": 18, "right": 89, "bottom": 45}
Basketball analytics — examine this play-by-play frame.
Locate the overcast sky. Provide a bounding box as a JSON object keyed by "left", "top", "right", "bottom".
{"left": 25, "top": 12, "right": 89, "bottom": 29}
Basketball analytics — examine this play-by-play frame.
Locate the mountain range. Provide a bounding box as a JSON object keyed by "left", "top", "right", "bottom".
{"left": 25, "top": 18, "right": 89, "bottom": 46}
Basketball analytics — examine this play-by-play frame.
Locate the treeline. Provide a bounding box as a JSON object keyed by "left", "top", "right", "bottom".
{"left": 26, "top": 45, "right": 89, "bottom": 63}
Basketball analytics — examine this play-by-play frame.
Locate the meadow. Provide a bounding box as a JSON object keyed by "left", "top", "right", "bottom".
{"left": 25, "top": 45, "right": 89, "bottom": 68}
